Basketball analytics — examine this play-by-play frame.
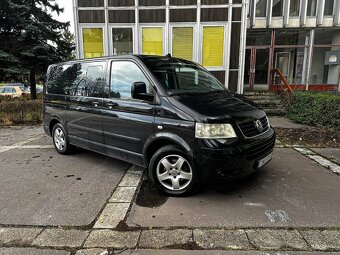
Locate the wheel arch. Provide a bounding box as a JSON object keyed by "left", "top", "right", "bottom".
{"left": 48, "top": 116, "right": 64, "bottom": 136}
{"left": 144, "top": 133, "right": 194, "bottom": 166}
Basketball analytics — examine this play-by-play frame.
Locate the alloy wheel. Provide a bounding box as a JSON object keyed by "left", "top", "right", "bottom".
{"left": 156, "top": 154, "right": 193, "bottom": 191}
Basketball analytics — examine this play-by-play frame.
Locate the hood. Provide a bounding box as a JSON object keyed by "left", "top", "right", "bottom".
{"left": 167, "top": 91, "right": 266, "bottom": 123}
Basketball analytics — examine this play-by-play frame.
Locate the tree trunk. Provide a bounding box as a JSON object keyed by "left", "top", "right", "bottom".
{"left": 30, "top": 68, "right": 37, "bottom": 100}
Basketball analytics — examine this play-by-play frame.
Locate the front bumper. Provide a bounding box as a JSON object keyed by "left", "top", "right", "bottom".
{"left": 194, "top": 128, "right": 276, "bottom": 180}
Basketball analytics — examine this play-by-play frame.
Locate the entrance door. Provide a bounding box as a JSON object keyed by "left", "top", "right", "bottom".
{"left": 275, "top": 52, "right": 290, "bottom": 81}
{"left": 245, "top": 48, "right": 270, "bottom": 90}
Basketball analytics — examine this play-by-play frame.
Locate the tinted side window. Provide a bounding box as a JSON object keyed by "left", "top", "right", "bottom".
{"left": 47, "top": 64, "right": 78, "bottom": 95}
{"left": 110, "top": 61, "right": 151, "bottom": 99}
{"left": 48, "top": 62, "right": 106, "bottom": 97}
{"left": 85, "top": 65, "right": 105, "bottom": 97}
{"left": 68, "top": 62, "right": 105, "bottom": 97}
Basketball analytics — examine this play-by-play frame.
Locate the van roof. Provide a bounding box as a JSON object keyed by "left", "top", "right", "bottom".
{"left": 51, "top": 55, "right": 190, "bottom": 66}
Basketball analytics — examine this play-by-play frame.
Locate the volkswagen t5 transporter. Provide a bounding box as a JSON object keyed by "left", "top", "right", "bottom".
{"left": 44, "top": 55, "right": 275, "bottom": 196}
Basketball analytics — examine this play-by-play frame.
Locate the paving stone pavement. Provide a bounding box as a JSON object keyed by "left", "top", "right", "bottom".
{"left": 139, "top": 229, "right": 192, "bottom": 249}
{"left": 1, "top": 227, "right": 340, "bottom": 252}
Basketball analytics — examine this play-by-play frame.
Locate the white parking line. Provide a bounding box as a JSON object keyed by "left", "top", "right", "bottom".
{"left": 294, "top": 146, "right": 340, "bottom": 175}
{"left": 0, "top": 135, "right": 49, "bottom": 154}
{"left": 307, "top": 154, "right": 340, "bottom": 174}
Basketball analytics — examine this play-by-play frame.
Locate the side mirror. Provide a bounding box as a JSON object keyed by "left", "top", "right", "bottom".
{"left": 131, "top": 82, "right": 154, "bottom": 101}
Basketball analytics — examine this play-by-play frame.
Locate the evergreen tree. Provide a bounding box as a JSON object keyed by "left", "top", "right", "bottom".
{"left": 0, "top": 0, "right": 75, "bottom": 99}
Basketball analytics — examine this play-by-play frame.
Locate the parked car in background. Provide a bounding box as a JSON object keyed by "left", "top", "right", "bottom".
{"left": 0, "top": 86, "right": 24, "bottom": 98}
{"left": 3, "top": 83, "right": 43, "bottom": 94}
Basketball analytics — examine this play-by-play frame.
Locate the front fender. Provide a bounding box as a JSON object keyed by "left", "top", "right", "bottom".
{"left": 143, "top": 132, "right": 194, "bottom": 160}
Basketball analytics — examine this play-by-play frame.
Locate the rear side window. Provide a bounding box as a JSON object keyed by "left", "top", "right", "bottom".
{"left": 110, "top": 61, "right": 151, "bottom": 99}
{"left": 47, "top": 64, "right": 76, "bottom": 95}
{"left": 47, "top": 62, "right": 106, "bottom": 97}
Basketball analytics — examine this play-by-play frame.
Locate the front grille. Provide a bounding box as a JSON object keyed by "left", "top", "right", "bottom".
{"left": 245, "top": 137, "right": 275, "bottom": 160}
{"left": 238, "top": 116, "right": 270, "bottom": 138}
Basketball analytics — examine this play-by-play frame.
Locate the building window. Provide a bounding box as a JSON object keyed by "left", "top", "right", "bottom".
{"left": 201, "top": 0, "right": 227, "bottom": 4}
{"left": 112, "top": 28, "right": 133, "bottom": 55}
{"left": 307, "top": 0, "right": 317, "bottom": 16}
{"left": 82, "top": 28, "right": 104, "bottom": 59}
{"left": 78, "top": 0, "right": 104, "bottom": 7}
{"left": 275, "top": 30, "right": 308, "bottom": 45}
{"left": 311, "top": 29, "right": 340, "bottom": 86}
{"left": 170, "top": 9, "right": 197, "bottom": 22}
{"left": 246, "top": 29, "right": 272, "bottom": 46}
{"left": 256, "top": 0, "right": 267, "bottom": 17}
{"left": 170, "top": 0, "right": 197, "bottom": 5}
{"left": 139, "top": 0, "right": 165, "bottom": 6}
{"left": 142, "top": 27, "right": 163, "bottom": 55}
{"left": 274, "top": 48, "right": 308, "bottom": 84}
{"left": 108, "top": 0, "right": 135, "bottom": 6}
{"left": 139, "top": 9, "right": 166, "bottom": 23}
{"left": 272, "top": 0, "right": 283, "bottom": 17}
{"left": 314, "top": 28, "right": 340, "bottom": 45}
{"left": 290, "top": 0, "right": 300, "bottom": 16}
{"left": 201, "top": 8, "right": 228, "bottom": 22}
{"left": 310, "top": 47, "right": 339, "bottom": 85}
{"left": 324, "top": 0, "right": 335, "bottom": 16}
{"left": 202, "top": 26, "right": 225, "bottom": 67}
{"left": 79, "top": 10, "right": 105, "bottom": 23}
{"left": 230, "top": 23, "right": 241, "bottom": 69}
{"left": 172, "top": 27, "right": 194, "bottom": 61}
{"left": 109, "top": 10, "right": 135, "bottom": 23}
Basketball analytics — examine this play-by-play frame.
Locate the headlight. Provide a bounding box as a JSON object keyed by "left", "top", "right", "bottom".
{"left": 195, "top": 123, "right": 237, "bottom": 139}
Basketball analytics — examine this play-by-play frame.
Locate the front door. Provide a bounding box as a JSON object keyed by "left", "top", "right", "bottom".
{"left": 102, "top": 60, "right": 155, "bottom": 166}
{"left": 245, "top": 48, "right": 270, "bottom": 90}
{"left": 275, "top": 52, "right": 290, "bottom": 80}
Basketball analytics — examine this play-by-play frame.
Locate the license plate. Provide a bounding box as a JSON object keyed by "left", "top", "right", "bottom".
{"left": 257, "top": 153, "right": 273, "bottom": 168}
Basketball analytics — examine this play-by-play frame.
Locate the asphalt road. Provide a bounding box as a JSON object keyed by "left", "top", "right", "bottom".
{"left": 1, "top": 125, "right": 340, "bottom": 255}
{"left": 0, "top": 126, "right": 129, "bottom": 227}
{"left": 127, "top": 148, "right": 340, "bottom": 228}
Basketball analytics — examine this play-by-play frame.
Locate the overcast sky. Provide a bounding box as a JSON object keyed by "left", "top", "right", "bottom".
{"left": 52, "top": 0, "right": 75, "bottom": 34}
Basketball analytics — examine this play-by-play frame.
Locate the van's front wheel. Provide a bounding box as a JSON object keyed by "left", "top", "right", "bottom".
{"left": 149, "top": 145, "right": 197, "bottom": 196}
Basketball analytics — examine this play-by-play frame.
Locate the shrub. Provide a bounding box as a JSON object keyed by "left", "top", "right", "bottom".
{"left": 0, "top": 100, "right": 43, "bottom": 126}
{"left": 288, "top": 92, "right": 340, "bottom": 130}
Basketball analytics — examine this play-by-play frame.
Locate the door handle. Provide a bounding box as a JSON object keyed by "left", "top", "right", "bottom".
{"left": 92, "top": 101, "right": 99, "bottom": 107}
{"left": 106, "top": 102, "right": 115, "bottom": 109}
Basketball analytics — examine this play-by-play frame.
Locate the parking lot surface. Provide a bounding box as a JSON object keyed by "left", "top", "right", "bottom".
{"left": 1, "top": 125, "right": 340, "bottom": 254}
{"left": 127, "top": 148, "right": 340, "bottom": 228}
{"left": 0, "top": 126, "right": 128, "bottom": 226}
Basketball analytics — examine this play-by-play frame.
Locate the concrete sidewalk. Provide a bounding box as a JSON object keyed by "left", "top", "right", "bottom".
{"left": 269, "top": 117, "right": 309, "bottom": 129}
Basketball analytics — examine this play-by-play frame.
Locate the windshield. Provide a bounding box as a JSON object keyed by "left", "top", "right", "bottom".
{"left": 142, "top": 57, "right": 228, "bottom": 96}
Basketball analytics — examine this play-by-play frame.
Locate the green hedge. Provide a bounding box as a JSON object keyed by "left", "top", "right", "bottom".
{"left": 288, "top": 92, "right": 340, "bottom": 129}
{"left": 0, "top": 100, "right": 43, "bottom": 126}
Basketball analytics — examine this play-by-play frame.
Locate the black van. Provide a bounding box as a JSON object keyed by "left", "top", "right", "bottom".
{"left": 44, "top": 55, "right": 275, "bottom": 195}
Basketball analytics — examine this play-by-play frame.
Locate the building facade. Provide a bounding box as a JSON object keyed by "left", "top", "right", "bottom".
{"left": 73, "top": 0, "right": 340, "bottom": 93}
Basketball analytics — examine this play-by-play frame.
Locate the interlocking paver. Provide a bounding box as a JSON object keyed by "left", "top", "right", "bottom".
{"left": 139, "top": 229, "right": 192, "bottom": 248}
{"left": 32, "top": 229, "right": 89, "bottom": 248}
{"left": 194, "top": 229, "right": 250, "bottom": 250}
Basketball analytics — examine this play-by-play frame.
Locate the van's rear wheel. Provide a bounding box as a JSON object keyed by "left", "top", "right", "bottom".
{"left": 149, "top": 145, "right": 197, "bottom": 196}
{"left": 52, "top": 123, "right": 73, "bottom": 155}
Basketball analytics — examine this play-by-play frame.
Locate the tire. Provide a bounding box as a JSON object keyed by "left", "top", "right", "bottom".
{"left": 52, "top": 123, "right": 74, "bottom": 155}
{"left": 148, "top": 145, "right": 198, "bottom": 196}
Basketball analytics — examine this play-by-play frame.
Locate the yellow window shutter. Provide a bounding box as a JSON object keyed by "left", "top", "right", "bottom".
{"left": 142, "top": 27, "right": 163, "bottom": 56}
{"left": 202, "top": 26, "right": 225, "bottom": 67}
{"left": 83, "top": 28, "right": 104, "bottom": 59}
{"left": 172, "top": 27, "right": 194, "bottom": 61}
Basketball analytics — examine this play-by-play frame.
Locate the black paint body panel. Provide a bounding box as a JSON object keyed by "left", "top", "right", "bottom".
{"left": 44, "top": 55, "right": 275, "bottom": 179}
